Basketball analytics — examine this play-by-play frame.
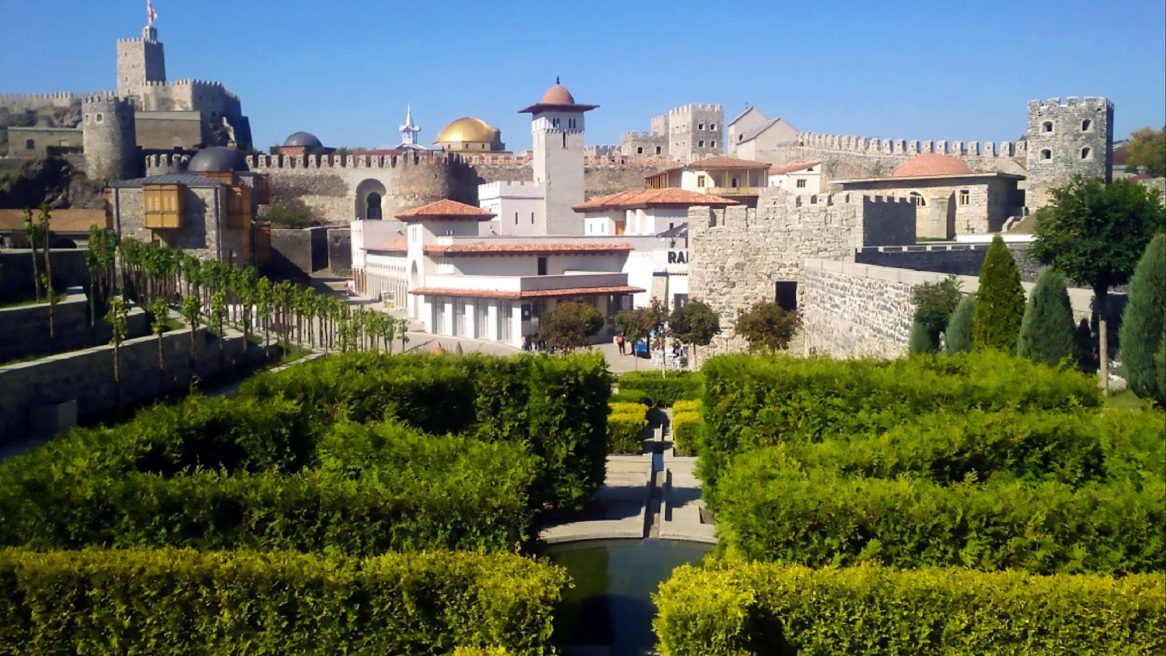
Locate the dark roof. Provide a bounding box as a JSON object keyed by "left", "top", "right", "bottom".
{"left": 656, "top": 222, "right": 688, "bottom": 239}
{"left": 283, "top": 131, "right": 323, "bottom": 148}
{"left": 109, "top": 173, "right": 224, "bottom": 188}
{"left": 188, "top": 146, "right": 248, "bottom": 173}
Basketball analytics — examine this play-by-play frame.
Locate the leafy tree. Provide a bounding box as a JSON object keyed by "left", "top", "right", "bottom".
{"left": 1119, "top": 233, "right": 1166, "bottom": 398}
{"left": 539, "top": 301, "right": 604, "bottom": 352}
{"left": 1125, "top": 126, "right": 1166, "bottom": 177}
{"left": 944, "top": 296, "right": 975, "bottom": 354}
{"left": 908, "top": 319, "right": 936, "bottom": 354}
{"left": 180, "top": 294, "right": 201, "bottom": 384}
{"left": 1017, "top": 268, "right": 1078, "bottom": 367}
{"left": 151, "top": 297, "right": 169, "bottom": 390}
{"left": 38, "top": 204, "right": 55, "bottom": 340}
{"left": 734, "top": 300, "right": 801, "bottom": 353}
{"left": 1029, "top": 176, "right": 1166, "bottom": 392}
{"left": 396, "top": 317, "right": 410, "bottom": 353}
{"left": 106, "top": 295, "right": 129, "bottom": 412}
{"left": 669, "top": 299, "right": 721, "bottom": 367}
{"left": 973, "top": 235, "right": 1025, "bottom": 351}
{"left": 911, "top": 275, "right": 962, "bottom": 347}
{"left": 21, "top": 208, "right": 43, "bottom": 302}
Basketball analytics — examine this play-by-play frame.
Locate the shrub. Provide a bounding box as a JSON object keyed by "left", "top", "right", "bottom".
{"left": 672, "top": 411, "right": 703, "bottom": 457}
{"left": 944, "top": 295, "right": 974, "bottom": 353}
{"left": 973, "top": 234, "right": 1025, "bottom": 351}
{"left": 698, "top": 351, "right": 1100, "bottom": 495}
{"left": 538, "top": 301, "right": 604, "bottom": 352}
{"left": 911, "top": 275, "right": 962, "bottom": 347}
{"left": 618, "top": 370, "right": 703, "bottom": 406}
{"left": 654, "top": 561, "right": 1166, "bottom": 656}
{"left": 1120, "top": 233, "right": 1166, "bottom": 399}
{"left": 0, "top": 420, "right": 537, "bottom": 554}
{"left": 0, "top": 548, "right": 566, "bottom": 655}
{"left": 1018, "top": 268, "right": 1078, "bottom": 367}
{"left": 608, "top": 402, "right": 648, "bottom": 455}
{"left": 610, "top": 388, "right": 648, "bottom": 404}
{"left": 716, "top": 456, "right": 1164, "bottom": 574}
{"left": 734, "top": 300, "right": 800, "bottom": 352}
{"left": 908, "top": 318, "right": 936, "bottom": 354}
{"left": 672, "top": 399, "right": 701, "bottom": 415}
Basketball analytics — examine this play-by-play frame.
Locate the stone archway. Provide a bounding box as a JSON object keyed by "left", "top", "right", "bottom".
{"left": 354, "top": 178, "right": 388, "bottom": 220}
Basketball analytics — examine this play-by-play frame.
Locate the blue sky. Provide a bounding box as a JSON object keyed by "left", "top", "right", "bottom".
{"left": 2, "top": 1, "right": 1163, "bottom": 152}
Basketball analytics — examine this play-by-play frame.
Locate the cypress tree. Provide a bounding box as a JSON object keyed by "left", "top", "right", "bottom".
{"left": 1119, "top": 233, "right": 1166, "bottom": 398}
{"left": 973, "top": 235, "right": 1025, "bottom": 351}
{"left": 908, "top": 318, "right": 936, "bottom": 354}
{"left": 1017, "top": 268, "right": 1078, "bottom": 367}
{"left": 1155, "top": 329, "right": 1166, "bottom": 405}
{"left": 945, "top": 296, "right": 975, "bottom": 354}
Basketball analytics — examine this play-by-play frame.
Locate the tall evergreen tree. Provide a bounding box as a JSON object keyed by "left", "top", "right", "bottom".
{"left": 908, "top": 319, "right": 936, "bottom": 354}
{"left": 1119, "top": 233, "right": 1166, "bottom": 398}
{"left": 973, "top": 235, "right": 1025, "bottom": 351}
{"left": 945, "top": 296, "right": 975, "bottom": 354}
{"left": 1017, "top": 268, "right": 1078, "bottom": 367}
{"left": 1156, "top": 330, "right": 1166, "bottom": 405}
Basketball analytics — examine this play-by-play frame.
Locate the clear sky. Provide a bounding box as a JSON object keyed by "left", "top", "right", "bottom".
{"left": 2, "top": 0, "right": 1163, "bottom": 153}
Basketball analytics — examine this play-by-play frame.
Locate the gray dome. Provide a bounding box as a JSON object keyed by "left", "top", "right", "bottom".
{"left": 283, "top": 131, "right": 323, "bottom": 148}
{"left": 188, "top": 147, "right": 247, "bottom": 173}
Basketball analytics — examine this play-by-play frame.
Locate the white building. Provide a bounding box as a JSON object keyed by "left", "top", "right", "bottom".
{"left": 768, "top": 160, "right": 822, "bottom": 194}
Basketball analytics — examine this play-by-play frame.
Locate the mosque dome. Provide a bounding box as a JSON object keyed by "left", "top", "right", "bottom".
{"left": 539, "top": 83, "right": 576, "bottom": 105}
{"left": 283, "top": 131, "right": 323, "bottom": 148}
{"left": 188, "top": 146, "right": 248, "bottom": 173}
{"left": 892, "top": 153, "right": 972, "bottom": 178}
{"left": 434, "top": 117, "right": 500, "bottom": 145}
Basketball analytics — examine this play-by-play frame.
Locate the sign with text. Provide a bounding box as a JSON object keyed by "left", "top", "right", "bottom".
{"left": 667, "top": 250, "right": 689, "bottom": 265}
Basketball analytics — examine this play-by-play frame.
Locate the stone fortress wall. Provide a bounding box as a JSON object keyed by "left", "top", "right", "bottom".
{"left": 687, "top": 187, "right": 916, "bottom": 354}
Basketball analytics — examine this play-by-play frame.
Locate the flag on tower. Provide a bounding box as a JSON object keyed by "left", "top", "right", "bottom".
{"left": 147, "top": 1, "right": 158, "bottom": 26}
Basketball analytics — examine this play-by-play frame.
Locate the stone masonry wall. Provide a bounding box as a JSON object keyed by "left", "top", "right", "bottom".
{"left": 0, "top": 326, "right": 264, "bottom": 441}
{"left": 855, "top": 243, "right": 1043, "bottom": 282}
{"left": 0, "top": 249, "right": 90, "bottom": 300}
{"left": 0, "top": 292, "right": 148, "bottom": 363}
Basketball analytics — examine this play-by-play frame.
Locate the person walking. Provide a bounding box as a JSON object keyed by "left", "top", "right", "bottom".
{"left": 616, "top": 332, "right": 626, "bottom": 355}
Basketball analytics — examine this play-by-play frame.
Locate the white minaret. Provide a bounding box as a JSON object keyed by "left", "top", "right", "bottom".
{"left": 519, "top": 78, "right": 597, "bottom": 235}
{"left": 398, "top": 105, "right": 423, "bottom": 149}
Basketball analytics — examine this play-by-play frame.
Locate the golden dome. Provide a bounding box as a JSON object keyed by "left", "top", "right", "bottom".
{"left": 434, "top": 117, "right": 499, "bottom": 145}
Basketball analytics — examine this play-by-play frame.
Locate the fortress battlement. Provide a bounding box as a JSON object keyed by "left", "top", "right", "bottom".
{"left": 144, "top": 153, "right": 192, "bottom": 168}
{"left": 795, "top": 131, "right": 1027, "bottom": 159}
{"left": 757, "top": 187, "right": 915, "bottom": 210}
{"left": 247, "top": 150, "right": 476, "bottom": 171}
{"left": 82, "top": 95, "right": 132, "bottom": 107}
{"left": 621, "top": 130, "right": 662, "bottom": 141}
{"left": 669, "top": 103, "right": 723, "bottom": 115}
{"left": 1028, "top": 96, "right": 1111, "bottom": 112}
{"left": 0, "top": 91, "right": 84, "bottom": 103}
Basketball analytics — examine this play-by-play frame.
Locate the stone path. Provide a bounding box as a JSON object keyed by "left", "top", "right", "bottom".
{"left": 539, "top": 408, "right": 715, "bottom": 544}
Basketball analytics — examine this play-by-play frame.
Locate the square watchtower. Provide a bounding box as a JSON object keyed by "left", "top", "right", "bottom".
{"left": 117, "top": 25, "right": 166, "bottom": 98}
{"left": 1025, "top": 96, "right": 1112, "bottom": 209}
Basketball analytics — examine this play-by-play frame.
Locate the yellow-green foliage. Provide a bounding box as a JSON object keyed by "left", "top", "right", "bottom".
{"left": 672, "top": 399, "right": 702, "bottom": 414}
{"left": 0, "top": 548, "right": 567, "bottom": 655}
{"left": 672, "top": 411, "right": 703, "bottom": 457}
{"left": 449, "top": 648, "right": 516, "bottom": 656}
{"left": 654, "top": 561, "right": 1166, "bottom": 655}
{"left": 608, "top": 402, "right": 648, "bottom": 455}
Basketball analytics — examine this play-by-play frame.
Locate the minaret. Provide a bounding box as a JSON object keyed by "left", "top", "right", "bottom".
{"left": 519, "top": 78, "right": 598, "bottom": 235}
{"left": 398, "top": 105, "right": 423, "bottom": 149}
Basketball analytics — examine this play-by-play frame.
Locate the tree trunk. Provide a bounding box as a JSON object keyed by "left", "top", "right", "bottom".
{"left": 1096, "top": 287, "right": 1110, "bottom": 396}
{"left": 113, "top": 341, "right": 121, "bottom": 415}
{"left": 29, "top": 244, "right": 40, "bottom": 302}
{"left": 44, "top": 230, "right": 54, "bottom": 340}
{"left": 189, "top": 329, "right": 198, "bottom": 387}
{"left": 157, "top": 333, "right": 165, "bottom": 392}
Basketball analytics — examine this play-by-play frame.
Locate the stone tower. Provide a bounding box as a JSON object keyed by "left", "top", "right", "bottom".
{"left": 83, "top": 97, "right": 138, "bottom": 181}
{"left": 520, "top": 79, "right": 598, "bottom": 235}
{"left": 668, "top": 104, "right": 724, "bottom": 163}
{"left": 1025, "top": 96, "right": 1113, "bottom": 209}
{"left": 116, "top": 24, "right": 166, "bottom": 99}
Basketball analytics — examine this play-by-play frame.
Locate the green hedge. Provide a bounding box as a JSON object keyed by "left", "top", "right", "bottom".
{"left": 610, "top": 388, "right": 648, "bottom": 404}
{"left": 774, "top": 408, "right": 1165, "bottom": 488}
{"left": 608, "top": 402, "right": 648, "bottom": 455}
{"left": 716, "top": 454, "right": 1165, "bottom": 574}
{"left": 0, "top": 548, "right": 566, "bottom": 655}
{"left": 654, "top": 561, "right": 1166, "bottom": 655}
{"left": 699, "top": 350, "right": 1101, "bottom": 493}
{"left": 0, "top": 420, "right": 537, "bottom": 554}
{"left": 617, "top": 370, "right": 703, "bottom": 406}
{"left": 672, "top": 411, "right": 703, "bottom": 457}
{"left": 243, "top": 352, "right": 611, "bottom": 510}
{"left": 672, "top": 399, "right": 701, "bottom": 414}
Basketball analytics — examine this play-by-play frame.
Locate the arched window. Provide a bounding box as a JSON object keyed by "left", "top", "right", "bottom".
{"left": 1041, "top": 121, "right": 1053, "bottom": 133}
{"left": 636, "top": 146, "right": 644, "bottom": 154}
{"left": 366, "top": 192, "right": 382, "bottom": 220}
{"left": 1080, "top": 147, "right": 1092, "bottom": 160}
{"left": 1081, "top": 119, "right": 1092, "bottom": 132}
{"left": 1040, "top": 149, "right": 1052, "bottom": 160}
{"left": 95, "top": 112, "right": 104, "bottom": 124}
{"left": 910, "top": 191, "right": 926, "bottom": 207}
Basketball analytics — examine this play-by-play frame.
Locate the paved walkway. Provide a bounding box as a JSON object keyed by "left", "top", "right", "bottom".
{"left": 539, "top": 408, "right": 715, "bottom": 544}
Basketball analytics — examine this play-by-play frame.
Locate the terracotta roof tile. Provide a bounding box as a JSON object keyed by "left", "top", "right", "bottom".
{"left": 573, "top": 189, "right": 738, "bottom": 212}
{"left": 768, "top": 160, "right": 821, "bottom": 175}
{"left": 425, "top": 242, "right": 633, "bottom": 256}
{"left": 409, "top": 285, "right": 644, "bottom": 299}
{"left": 687, "top": 155, "right": 771, "bottom": 170}
{"left": 395, "top": 199, "right": 496, "bottom": 221}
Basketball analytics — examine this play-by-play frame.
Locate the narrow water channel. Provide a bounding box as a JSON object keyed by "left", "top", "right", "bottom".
{"left": 546, "top": 539, "right": 713, "bottom": 655}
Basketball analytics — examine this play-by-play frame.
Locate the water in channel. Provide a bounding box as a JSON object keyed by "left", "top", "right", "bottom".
{"left": 546, "top": 538, "right": 712, "bottom": 655}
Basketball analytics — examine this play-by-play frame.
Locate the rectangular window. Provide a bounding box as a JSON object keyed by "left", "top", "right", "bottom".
{"left": 514, "top": 211, "right": 518, "bottom": 225}
{"left": 958, "top": 189, "right": 970, "bottom": 206}
{"left": 697, "top": 174, "right": 706, "bottom": 187}
{"left": 531, "top": 211, "right": 535, "bottom": 224}
{"left": 537, "top": 257, "right": 547, "bottom": 276}
{"left": 796, "top": 179, "right": 807, "bottom": 188}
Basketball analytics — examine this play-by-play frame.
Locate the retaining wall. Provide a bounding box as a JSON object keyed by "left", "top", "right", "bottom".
{"left": 0, "top": 291, "right": 148, "bottom": 363}
{"left": 0, "top": 249, "right": 90, "bottom": 299}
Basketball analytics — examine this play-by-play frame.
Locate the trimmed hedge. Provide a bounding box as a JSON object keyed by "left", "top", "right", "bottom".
{"left": 617, "top": 370, "right": 703, "bottom": 406}
{"left": 716, "top": 455, "right": 1165, "bottom": 574}
{"left": 608, "top": 402, "right": 648, "bottom": 455}
{"left": 0, "top": 420, "right": 537, "bottom": 554}
{"left": 0, "top": 548, "right": 566, "bottom": 655}
{"left": 672, "top": 411, "right": 703, "bottom": 457}
{"left": 672, "top": 399, "right": 701, "bottom": 414}
{"left": 654, "top": 561, "right": 1166, "bottom": 655}
{"left": 610, "top": 388, "right": 648, "bottom": 404}
{"left": 243, "top": 352, "right": 611, "bottom": 511}
{"left": 699, "top": 350, "right": 1101, "bottom": 493}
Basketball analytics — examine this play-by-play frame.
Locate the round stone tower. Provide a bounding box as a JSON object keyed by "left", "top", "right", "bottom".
{"left": 82, "top": 96, "right": 138, "bottom": 181}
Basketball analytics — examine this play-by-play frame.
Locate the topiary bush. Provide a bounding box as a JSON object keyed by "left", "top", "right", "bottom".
{"left": 944, "top": 295, "right": 975, "bottom": 354}
{"left": 1018, "top": 268, "right": 1078, "bottom": 367}
{"left": 908, "top": 318, "right": 936, "bottom": 354}
{"left": 973, "top": 234, "right": 1025, "bottom": 351}
{"left": 1120, "top": 233, "right": 1166, "bottom": 399}
{"left": 608, "top": 402, "right": 648, "bottom": 455}
{"left": 617, "top": 370, "right": 703, "bottom": 406}
{"left": 671, "top": 411, "right": 703, "bottom": 457}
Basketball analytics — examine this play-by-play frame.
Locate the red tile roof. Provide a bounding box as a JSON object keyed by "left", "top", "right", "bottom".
{"left": 687, "top": 155, "right": 771, "bottom": 170}
{"left": 409, "top": 285, "right": 644, "bottom": 299}
{"left": 892, "top": 154, "right": 972, "bottom": 178}
{"left": 0, "top": 208, "right": 108, "bottom": 233}
{"left": 768, "top": 160, "right": 821, "bottom": 175}
{"left": 395, "top": 199, "right": 496, "bottom": 221}
{"left": 425, "top": 242, "right": 633, "bottom": 256}
{"left": 573, "top": 189, "right": 738, "bottom": 212}
{"left": 368, "top": 238, "right": 407, "bottom": 253}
